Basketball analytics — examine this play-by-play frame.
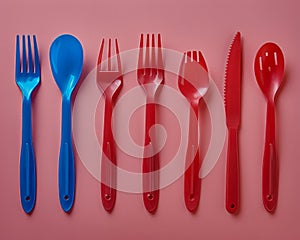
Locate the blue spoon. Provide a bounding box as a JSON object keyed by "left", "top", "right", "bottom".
{"left": 50, "top": 34, "right": 83, "bottom": 212}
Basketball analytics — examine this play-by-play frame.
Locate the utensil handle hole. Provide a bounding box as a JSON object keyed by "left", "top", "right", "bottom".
{"left": 105, "top": 194, "right": 111, "bottom": 200}
{"left": 147, "top": 193, "right": 154, "bottom": 200}
{"left": 267, "top": 194, "right": 273, "bottom": 201}
{"left": 189, "top": 194, "right": 195, "bottom": 201}
{"left": 64, "top": 195, "right": 70, "bottom": 201}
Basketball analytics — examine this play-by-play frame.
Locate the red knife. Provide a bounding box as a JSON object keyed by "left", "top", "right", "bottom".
{"left": 224, "top": 32, "right": 242, "bottom": 214}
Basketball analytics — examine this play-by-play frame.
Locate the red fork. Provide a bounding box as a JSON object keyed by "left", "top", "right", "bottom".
{"left": 97, "top": 38, "right": 123, "bottom": 212}
{"left": 137, "top": 33, "right": 164, "bottom": 213}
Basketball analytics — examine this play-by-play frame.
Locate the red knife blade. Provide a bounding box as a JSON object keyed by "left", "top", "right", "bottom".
{"left": 224, "top": 32, "right": 242, "bottom": 214}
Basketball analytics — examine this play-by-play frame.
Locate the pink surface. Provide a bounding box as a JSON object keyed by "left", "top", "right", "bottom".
{"left": 0, "top": 0, "right": 300, "bottom": 239}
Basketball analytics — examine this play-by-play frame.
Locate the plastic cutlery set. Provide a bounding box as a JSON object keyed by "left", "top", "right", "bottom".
{"left": 15, "top": 32, "right": 285, "bottom": 215}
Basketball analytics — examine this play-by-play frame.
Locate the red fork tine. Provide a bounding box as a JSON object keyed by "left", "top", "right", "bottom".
{"left": 151, "top": 34, "right": 157, "bottom": 75}
{"left": 157, "top": 33, "right": 163, "bottom": 72}
{"left": 97, "top": 39, "right": 105, "bottom": 67}
{"left": 186, "top": 51, "right": 192, "bottom": 63}
{"left": 138, "top": 34, "right": 144, "bottom": 76}
{"left": 145, "top": 34, "right": 150, "bottom": 75}
{"left": 178, "top": 52, "right": 186, "bottom": 85}
{"left": 192, "top": 51, "right": 198, "bottom": 62}
{"left": 98, "top": 38, "right": 121, "bottom": 73}
{"left": 108, "top": 38, "right": 112, "bottom": 71}
{"left": 115, "top": 39, "right": 122, "bottom": 73}
{"left": 198, "top": 51, "right": 208, "bottom": 71}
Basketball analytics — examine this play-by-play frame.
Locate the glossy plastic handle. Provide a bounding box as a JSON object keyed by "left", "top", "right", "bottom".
{"left": 20, "top": 96, "right": 36, "bottom": 214}
{"left": 58, "top": 97, "right": 75, "bottom": 212}
{"left": 184, "top": 102, "right": 201, "bottom": 212}
{"left": 226, "top": 128, "right": 239, "bottom": 214}
{"left": 262, "top": 101, "right": 278, "bottom": 213}
{"left": 101, "top": 97, "right": 116, "bottom": 212}
{"left": 143, "top": 102, "right": 159, "bottom": 213}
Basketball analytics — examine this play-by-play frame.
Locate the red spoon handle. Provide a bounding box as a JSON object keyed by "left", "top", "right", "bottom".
{"left": 143, "top": 102, "right": 159, "bottom": 213}
{"left": 184, "top": 150, "right": 201, "bottom": 212}
{"left": 226, "top": 127, "right": 239, "bottom": 214}
{"left": 101, "top": 98, "right": 116, "bottom": 212}
{"left": 262, "top": 101, "right": 278, "bottom": 213}
{"left": 184, "top": 104, "right": 201, "bottom": 212}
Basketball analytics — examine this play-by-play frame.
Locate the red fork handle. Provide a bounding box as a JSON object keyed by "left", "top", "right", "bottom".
{"left": 262, "top": 101, "right": 278, "bottom": 213}
{"left": 143, "top": 102, "right": 159, "bottom": 213}
{"left": 184, "top": 102, "right": 201, "bottom": 212}
{"left": 101, "top": 97, "right": 116, "bottom": 212}
{"left": 226, "top": 127, "right": 240, "bottom": 214}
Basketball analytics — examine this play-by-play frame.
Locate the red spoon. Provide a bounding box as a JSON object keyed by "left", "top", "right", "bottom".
{"left": 178, "top": 51, "right": 209, "bottom": 212}
{"left": 254, "top": 42, "right": 284, "bottom": 213}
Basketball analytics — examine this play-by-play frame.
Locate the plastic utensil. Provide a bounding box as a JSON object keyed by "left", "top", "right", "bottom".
{"left": 50, "top": 34, "right": 83, "bottom": 212}
{"left": 97, "top": 38, "right": 123, "bottom": 212}
{"left": 137, "top": 33, "right": 164, "bottom": 213}
{"left": 15, "top": 35, "right": 40, "bottom": 214}
{"left": 224, "top": 32, "right": 242, "bottom": 214}
{"left": 254, "top": 42, "right": 284, "bottom": 213}
{"left": 178, "top": 51, "right": 209, "bottom": 212}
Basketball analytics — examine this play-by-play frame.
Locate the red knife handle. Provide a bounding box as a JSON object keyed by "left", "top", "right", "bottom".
{"left": 262, "top": 101, "right": 278, "bottom": 213}
{"left": 143, "top": 102, "right": 159, "bottom": 213}
{"left": 101, "top": 97, "right": 116, "bottom": 212}
{"left": 184, "top": 103, "right": 201, "bottom": 212}
{"left": 226, "top": 127, "right": 240, "bottom": 214}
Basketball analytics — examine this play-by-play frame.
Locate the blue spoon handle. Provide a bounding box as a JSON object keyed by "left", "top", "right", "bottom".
{"left": 58, "top": 97, "right": 75, "bottom": 212}
{"left": 20, "top": 96, "right": 36, "bottom": 214}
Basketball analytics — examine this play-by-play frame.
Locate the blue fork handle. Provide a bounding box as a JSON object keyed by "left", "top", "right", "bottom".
{"left": 20, "top": 96, "right": 36, "bottom": 214}
{"left": 58, "top": 97, "right": 75, "bottom": 212}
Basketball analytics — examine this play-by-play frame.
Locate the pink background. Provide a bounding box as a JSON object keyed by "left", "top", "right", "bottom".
{"left": 0, "top": 0, "right": 299, "bottom": 239}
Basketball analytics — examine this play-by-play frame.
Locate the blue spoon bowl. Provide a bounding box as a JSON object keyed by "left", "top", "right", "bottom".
{"left": 50, "top": 34, "right": 83, "bottom": 212}
{"left": 50, "top": 35, "right": 83, "bottom": 97}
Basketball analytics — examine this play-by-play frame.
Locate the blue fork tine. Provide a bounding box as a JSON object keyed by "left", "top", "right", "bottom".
{"left": 22, "top": 35, "right": 27, "bottom": 73}
{"left": 33, "top": 36, "right": 40, "bottom": 74}
{"left": 27, "top": 36, "right": 34, "bottom": 73}
{"left": 16, "top": 36, "right": 21, "bottom": 75}
{"left": 16, "top": 35, "right": 40, "bottom": 75}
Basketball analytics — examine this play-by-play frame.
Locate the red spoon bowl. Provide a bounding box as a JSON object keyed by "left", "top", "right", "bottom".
{"left": 255, "top": 43, "right": 284, "bottom": 101}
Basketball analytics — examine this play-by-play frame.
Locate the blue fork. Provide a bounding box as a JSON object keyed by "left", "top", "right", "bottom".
{"left": 15, "top": 35, "right": 40, "bottom": 214}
